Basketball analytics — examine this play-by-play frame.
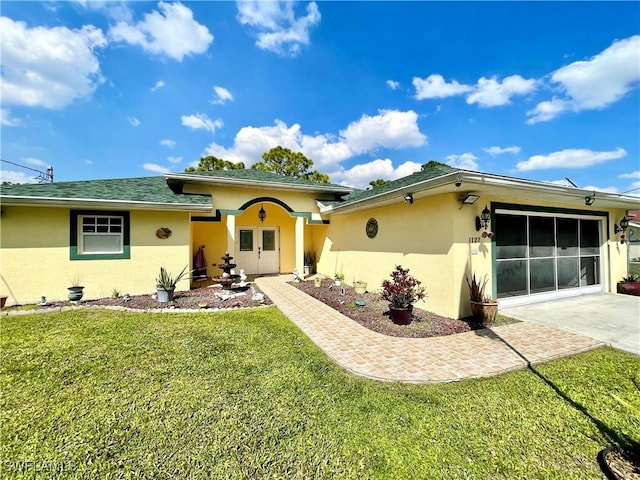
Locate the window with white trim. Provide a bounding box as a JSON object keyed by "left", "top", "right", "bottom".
{"left": 80, "top": 215, "right": 124, "bottom": 254}
{"left": 70, "top": 210, "right": 130, "bottom": 260}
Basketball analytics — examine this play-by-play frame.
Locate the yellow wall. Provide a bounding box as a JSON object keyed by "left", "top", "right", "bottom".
{"left": 0, "top": 206, "right": 191, "bottom": 305}
{"left": 317, "top": 193, "right": 631, "bottom": 319}
{"left": 189, "top": 186, "right": 332, "bottom": 275}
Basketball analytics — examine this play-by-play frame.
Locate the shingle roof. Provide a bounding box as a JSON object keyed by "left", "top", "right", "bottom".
{"left": 0, "top": 176, "right": 211, "bottom": 207}
{"left": 334, "top": 164, "right": 458, "bottom": 207}
{"left": 168, "top": 169, "right": 354, "bottom": 193}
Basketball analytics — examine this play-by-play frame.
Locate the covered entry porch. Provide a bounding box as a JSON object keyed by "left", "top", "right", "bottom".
{"left": 190, "top": 198, "right": 328, "bottom": 281}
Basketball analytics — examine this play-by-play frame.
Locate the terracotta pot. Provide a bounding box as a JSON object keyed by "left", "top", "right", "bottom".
{"left": 0, "top": 295, "right": 7, "bottom": 309}
{"left": 470, "top": 300, "right": 498, "bottom": 324}
{"left": 616, "top": 282, "right": 640, "bottom": 296}
{"left": 389, "top": 305, "right": 412, "bottom": 325}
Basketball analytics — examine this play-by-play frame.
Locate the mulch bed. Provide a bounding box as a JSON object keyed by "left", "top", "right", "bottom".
{"left": 34, "top": 284, "right": 273, "bottom": 311}
{"left": 293, "top": 279, "right": 490, "bottom": 338}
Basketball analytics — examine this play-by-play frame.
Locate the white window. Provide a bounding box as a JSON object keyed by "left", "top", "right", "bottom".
{"left": 79, "top": 215, "right": 124, "bottom": 254}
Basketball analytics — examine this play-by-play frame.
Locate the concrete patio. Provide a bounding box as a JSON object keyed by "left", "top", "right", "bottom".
{"left": 502, "top": 293, "right": 640, "bottom": 355}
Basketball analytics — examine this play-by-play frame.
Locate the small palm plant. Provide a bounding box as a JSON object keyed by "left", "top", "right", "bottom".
{"left": 156, "top": 266, "right": 190, "bottom": 290}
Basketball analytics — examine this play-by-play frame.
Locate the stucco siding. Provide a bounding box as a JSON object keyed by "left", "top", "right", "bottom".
{"left": 317, "top": 194, "right": 460, "bottom": 318}
{"left": 0, "top": 206, "right": 191, "bottom": 305}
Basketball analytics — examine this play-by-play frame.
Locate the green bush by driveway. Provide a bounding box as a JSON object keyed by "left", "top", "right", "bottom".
{"left": 1, "top": 308, "right": 638, "bottom": 479}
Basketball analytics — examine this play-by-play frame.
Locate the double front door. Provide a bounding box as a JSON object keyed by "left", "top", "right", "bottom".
{"left": 235, "top": 227, "right": 280, "bottom": 275}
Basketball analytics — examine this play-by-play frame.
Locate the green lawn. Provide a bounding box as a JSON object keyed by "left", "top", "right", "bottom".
{"left": 1, "top": 308, "right": 638, "bottom": 479}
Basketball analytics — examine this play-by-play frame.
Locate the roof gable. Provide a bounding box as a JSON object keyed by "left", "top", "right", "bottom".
{"left": 337, "top": 164, "right": 458, "bottom": 206}
{"left": 166, "top": 169, "right": 354, "bottom": 195}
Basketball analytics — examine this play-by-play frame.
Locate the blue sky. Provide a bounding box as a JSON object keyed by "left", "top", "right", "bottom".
{"left": 1, "top": 1, "right": 639, "bottom": 193}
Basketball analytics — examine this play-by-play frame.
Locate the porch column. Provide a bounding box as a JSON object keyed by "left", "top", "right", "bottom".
{"left": 295, "top": 216, "right": 305, "bottom": 274}
{"left": 226, "top": 214, "right": 236, "bottom": 257}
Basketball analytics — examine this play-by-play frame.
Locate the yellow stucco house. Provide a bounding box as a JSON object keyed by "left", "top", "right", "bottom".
{"left": 1, "top": 165, "right": 638, "bottom": 318}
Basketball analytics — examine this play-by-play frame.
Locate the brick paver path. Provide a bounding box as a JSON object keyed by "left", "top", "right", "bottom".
{"left": 256, "top": 276, "right": 604, "bottom": 383}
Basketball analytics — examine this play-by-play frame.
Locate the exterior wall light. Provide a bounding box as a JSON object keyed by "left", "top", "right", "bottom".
{"left": 258, "top": 204, "right": 266, "bottom": 223}
{"left": 403, "top": 193, "right": 414, "bottom": 204}
{"left": 615, "top": 217, "right": 629, "bottom": 243}
{"left": 585, "top": 195, "right": 595, "bottom": 206}
{"left": 461, "top": 193, "right": 480, "bottom": 205}
{"left": 476, "top": 205, "right": 491, "bottom": 231}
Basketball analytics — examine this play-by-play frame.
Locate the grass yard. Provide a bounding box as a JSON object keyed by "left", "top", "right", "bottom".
{"left": 1, "top": 308, "right": 639, "bottom": 479}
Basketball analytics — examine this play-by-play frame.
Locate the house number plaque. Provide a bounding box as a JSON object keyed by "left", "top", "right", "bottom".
{"left": 366, "top": 218, "right": 378, "bottom": 238}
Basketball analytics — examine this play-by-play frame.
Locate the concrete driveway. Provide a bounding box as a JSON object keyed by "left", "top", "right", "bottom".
{"left": 501, "top": 294, "right": 640, "bottom": 355}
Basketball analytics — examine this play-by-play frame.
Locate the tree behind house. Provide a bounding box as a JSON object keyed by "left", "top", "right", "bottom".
{"left": 251, "top": 146, "right": 329, "bottom": 183}
{"left": 184, "top": 156, "right": 245, "bottom": 172}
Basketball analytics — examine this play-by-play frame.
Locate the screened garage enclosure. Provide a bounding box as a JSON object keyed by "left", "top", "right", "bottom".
{"left": 495, "top": 209, "right": 603, "bottom": 306}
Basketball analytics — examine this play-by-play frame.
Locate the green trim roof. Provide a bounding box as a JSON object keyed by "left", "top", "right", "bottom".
{"left": 0, "top": 176, "right": 211, "bottom": 207}
{"left": 331, "top": 164, "right": 458, "bottom": 208}
{"left": 167, "top": 169, "right": 354, "bottom": 194}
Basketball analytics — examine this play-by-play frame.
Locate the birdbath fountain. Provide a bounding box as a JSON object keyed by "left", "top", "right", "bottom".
{"left": 212, "top": 252, "right": 241, "bottom": 291}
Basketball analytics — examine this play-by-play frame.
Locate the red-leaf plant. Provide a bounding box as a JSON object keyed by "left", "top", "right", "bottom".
{"left": 380, "top": 265, "right": 426, "bottom": 309}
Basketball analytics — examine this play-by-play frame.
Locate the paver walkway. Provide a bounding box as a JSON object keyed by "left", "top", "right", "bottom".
{"left": 256, "top": 276, "right": 604, "bottom": 384}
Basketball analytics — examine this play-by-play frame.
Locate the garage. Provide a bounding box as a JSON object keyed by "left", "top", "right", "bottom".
{"left": 495, "top": 208, "right": 604, "bottom": 306}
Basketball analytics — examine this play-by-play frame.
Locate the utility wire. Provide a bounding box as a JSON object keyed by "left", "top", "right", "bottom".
{"left": 0, "top": 158, "right": 53, "bottom": 183}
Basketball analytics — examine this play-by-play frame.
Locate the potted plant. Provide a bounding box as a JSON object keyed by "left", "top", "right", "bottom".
{"left": 314, "top": 276, "right": 323, "bottom": 287}
{"left": 334, "top": 272, "right": 345, "bottom": 286}
{"left": 353, "top": 280, "right": 367, "bottom": 295}
{"left": 304, "top": 250, "right": 316, "bottom": 276}
{"left": 616, "top": 274, "right": 640, "bottom": 296}
{"left": 380, "top": 265, "right": 426, "bottom": 325}
{"left": 67, "top": 273, "right": 84, "bottom": 302}
{"left": 465, "top": 273, "right": 498, "bottom": 324}
{"left": 156, "top": 266, "right": 190, "bottom": 303}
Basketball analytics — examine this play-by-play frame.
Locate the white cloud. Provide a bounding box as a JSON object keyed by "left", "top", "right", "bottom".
{"left": 413, "top": 74, "right": 472, "bottom": 99}
{"left": 151, "top": 80, "right": 165, "bottom": 92}
{"left": 0, "top": 170, "right": 39, "bottom": 184}
{"left": 516, "top": 148, "right": 627, "bottom": 171}
{"left": 181, "top": 113, "right": 223, "bottom": 133}
{"left": 160, "top": 139, "right": 176, "bottom": 148}
{"left": 85, "top": 160, "right": 93, "bottom": 165}
{"left": 484, "top": 145, "right": 521, "bottom": 156}
{"left": 526, "top": 97, "right": 569, "bottom": 125}
{"left": 466, "top": 75, "right": 537, "bottom": 107}
{"left": 202, "top": 111, "right": 427, "bottom": 171}
{"left": 236, "top": 1, "right": 320, "bottom": 56}
{"left": 339, "top": 109, "right": 427, "bottom": 154}
{"left": 74, "top": 0, "right": 133, "bottom": 22}
{"left": 167, "top": 156, "right": 183, "bottom": 164}
{"left": 203, "top": 120, "right": 351, "bottom": 168}
{"left": 446, "top": 153, "right": 479, "bottom": 171}
{"left": 25, "top": 158, "right": 46, "bottom": 166}
{"left": 581, "top": 185, "right": 619, "bottom": 194}
{"left": 328, "top": 159, "right": 422, "bottom": 189}
{"left": 1, "top": 109, "right": 23, "bottom": 126}
{"left": 619, "top": 171, "right": 640, "bottom": 179}
{"left": 211, "top": 86, "right": 234, "bottom": 105}
{"left": 386, "top": 80, "right": 400, "bottom": 90}
{"left": 143, "top": 163, "right": 170, "bottom": 173}
{"left": 128, "top": 116, "right": 140, "bottom": 127}
{"left": 109, "top": 1, "right": 213, "bottom": 61}
{"left": 1, "top": 17, "right": 106, "bottom": 109}
{"left": 619, "top": 171, "right": 640, "bottom": 192}
{"left": 527, "top": 35, "right": 640, "bottom": 123}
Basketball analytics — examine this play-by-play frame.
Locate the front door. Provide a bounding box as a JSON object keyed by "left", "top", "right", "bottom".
{"left": 235, "top": 227, "right": 280, "bottom": 275}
